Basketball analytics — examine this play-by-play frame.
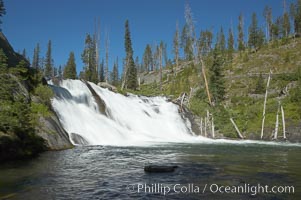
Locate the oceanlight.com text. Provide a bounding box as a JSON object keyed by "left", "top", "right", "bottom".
{"left": 126, "top": 183, "right": 295, "bottom": 196}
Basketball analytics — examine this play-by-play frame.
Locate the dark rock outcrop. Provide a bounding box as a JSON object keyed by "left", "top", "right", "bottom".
{"left": 0, "top": 32, "right": 29, "bottom": 67}
{"left": 286, "top": 123, "right": 301, "bottom": 143}
{"left": 35, "top": 113, "right": 73, "bottom": 150}
{"left": 97, "top": 82, "right": 117, "bottom": 92}
{"left": 84, "top": 81, "right": 108, "bottom": 116}
{"left": 0, "top": 32, "right": 73, "bottom": 163}
{"left": 70, "top": 133, "right": 89, "bottom": 145}
{"left": 172, "top": 97, "right": 209, "bottom": 137}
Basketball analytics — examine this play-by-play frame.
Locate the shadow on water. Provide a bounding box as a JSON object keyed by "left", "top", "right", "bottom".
{"left": 0, "top": 143, "right": 300, "bottom": 200}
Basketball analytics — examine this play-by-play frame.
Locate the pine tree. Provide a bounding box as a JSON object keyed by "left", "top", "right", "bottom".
{"left": 111, "top": 57, "right": 119, "bottom": 86}
{"left": 99, "top": 59, "right": 105, "bottom": 82}
{"left": 32, "top": 43, "right": 40, "bottom": 70}
{"left": 161, "top": 42, "right": 168, "bottom": 67}
{"left": 134, "top": 56, "right": 140, "bottom": 72}
{"left": 153, "top": 44, "right": 160, "bottom": 71}
{"left": 248, "top": 13, "right": 264, "bottom": 50}
{"left": 22, "top": 49, "right": 26, "bottom": 58}
{"left": 282, "top": 12, "right": 291, "bottom": 37}
{"left": 63, "top": 51, "right": 77, "bottom": 79}
{"left": 123, "top": 20, "right": 137, "bottom": 90}
{"left": 255, "top": 73, "right": 265, "bottom": 94}
{"left": 44, "top": 40, "right": 53, "bottom": 77}
{"left": 91, "top": 36, "right": 98, "bottom": 83}
{"left": 173, "top": 22, "right": 180, "bottom": 71}
{"left": 81, "top": 34, "right": 97, "bottom": 82}
{"left": 227, "top": 28, "right": 235, "bottom": 60}
{"left": 142, "top": 44, "right": 153, "bottom": 72}
{"left": 0, "top": 48, "right": 8, "bottom": 71}
{"left": 209, "top": 48, "right": 225, "bottom": 104}
{"left": 272, "top": 17, "right": 282, "bottom": 39}
{"left": 263, "top": 6, "right": 273, "bottom": 41}
{"left": 0, "top": 0, "right": 6, "bottom": 28}
{"left": 53, "top": 67, "right": 58, "bottom": 77}
{"left": 290, "top": 2, "right": 296, "bottom": 32}
{"left": 290, "top": 0, "right": 301, "bottom": 36}
{"left": 216, "top": 27, "right": 226, "bottom": 53}
{"left": 181, "top": 25, "right": 194, "bottom": 61}
{"left": 58, "top": 65, "right": 62, "bottom": 78}
{"left": 105, "top": 33, "right": 109, "bottom": 83}
{"left": 238, "top": 13, "right": 245, "bottom": 51}
{"left": 184, "top": 2, "right": 196, "bottom": 61}
{"left": 40, "top": 57, "right": 45, "bottom": 73}
{"left": 198, "top": 30, "right": 213, "bottom": 56}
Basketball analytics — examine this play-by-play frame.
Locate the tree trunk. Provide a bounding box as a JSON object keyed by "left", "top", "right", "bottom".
{"left": 95, "top": 18, "right": 100, "bottom": 82}
{"left": 230, "top": 118, "right": 244, "bottom": 139}
{"left": 281, "top": 105, "right": 286, "bottom": 139}
{"left": 204, "top": 117, "right": 207, "bottom": 137}
{"left": 261, "top": 70, "right": 272, "bottom": 139}
{"left": 200, "top": 59, "right": 212, "bottom": 106}
{"left": 187, "top": 87, "right": 193, "bottom": 108}
{"left": 159, "top": 46, "right": 162, "bottom": 91}
{"left": 105, "top": 34, "right": 109, "bottom": 83}
{"left": 138, "top": 77, "right": 141, "bottom": 90}
{"left": 200, "top": 117, "right": 203, "bottom": 136}
{"left": 211, "top": 115, "right": 215, "bottom": 138}
{"left": 180, "top": 93, "right": 185, "bottom": 112}
{"left": 121, "top": 58, "right": 129, "bottom": 90}
{"left": 273, "top": 102, "right": 280, "bottom": 140}
{"left": 206, "top": 110, "right": 210, "bottom": 136}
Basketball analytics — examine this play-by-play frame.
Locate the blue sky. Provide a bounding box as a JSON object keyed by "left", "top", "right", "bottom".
{"left": 2, "top": 0, "right": 293, "bottom": 74}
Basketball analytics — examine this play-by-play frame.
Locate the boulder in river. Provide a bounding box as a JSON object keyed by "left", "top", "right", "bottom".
{"left": 144, "top": 165, "right": 178, "bottom": 173}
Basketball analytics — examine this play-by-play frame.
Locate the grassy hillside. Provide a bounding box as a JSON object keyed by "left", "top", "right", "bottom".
{"left": 129, "top": 37, "right": 301, "bottom": 139}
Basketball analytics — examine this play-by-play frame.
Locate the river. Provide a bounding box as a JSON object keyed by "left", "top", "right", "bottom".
{"left": 1, "top": 142, "right": 300, "bottom": 199}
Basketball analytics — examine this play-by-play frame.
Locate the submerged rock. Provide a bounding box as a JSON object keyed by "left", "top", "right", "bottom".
{"left": 97, "top": 82, "right": 117, "bottom": 92}
{"left": 144, "top": 165, "right": 178, "bottom": 173}
{"left": 85, "top": 81, "right": 108, "bottom": 116}
{"left": 70, "top": 133, "right": 89, "bottom": 145}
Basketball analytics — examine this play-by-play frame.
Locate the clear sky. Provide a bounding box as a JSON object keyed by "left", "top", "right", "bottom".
{"left": 2, "top": 0, "right": 294, "bottom": 74}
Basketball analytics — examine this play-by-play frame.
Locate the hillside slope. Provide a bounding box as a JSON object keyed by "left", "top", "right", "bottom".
{"left": 135, "top": 38, "right": 301, "bottom": 141}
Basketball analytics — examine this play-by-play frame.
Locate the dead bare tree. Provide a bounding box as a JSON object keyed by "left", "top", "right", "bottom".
{"left": 159, "top": 45, "right": 163, "bottom": 91}
{"left": 204, "top": 116, "right": 207, "bottom": 137}
{"left": 206, "top": 110, "right": 210, "bottom": 136}
{"left": 173, "top": 21, "right": 180, "bottom": 74}
{"left": 261, "top": 69, "right": 272, "bottom": 139}
{"left": 230, "top": 118, "right": 244, "bottom": 139}
{"left": 180, "top": 93, "right": 186, "bottom": 112}
{"left": 187, "top": 87, "right": 193, "bottom": 108}
{"left": 281, "top": 105, "right": 286, "bottom": 139}
{"left": 105, "top": 32, "right": 109, "bottom": 83}
{"left": 211, "top": 115, "right": 215, "bottom": 138}
{"left": 94, "top": 18, "right": 100, "bottom": 82}
{"left": 121, "top": 57, "right": 129, "bottom": 91}
{"left": 200, "top": 117, "right": 203, "bottom": 136}
{"left": 273, "top": 101, "right": 280, "bottom": 140}
{"left": 201, "top": 59, "right": 212, "bottom": 106}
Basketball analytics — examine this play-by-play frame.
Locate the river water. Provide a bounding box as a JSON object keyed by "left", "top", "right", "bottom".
{"left": 0, "top": 142, "right": 300, "bottom": 200}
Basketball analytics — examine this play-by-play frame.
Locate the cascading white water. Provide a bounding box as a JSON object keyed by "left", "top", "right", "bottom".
{"left": 50, "top": 79, "right": 203, "bottom": 146}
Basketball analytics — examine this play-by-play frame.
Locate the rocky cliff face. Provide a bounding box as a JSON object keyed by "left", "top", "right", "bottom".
{"left": 36, "top": 113, "right": 73, "bottom": 150}
{"left": 0, "top": 32, "right": 29, "bottom": 67}
{"left": 0, "top": 32, "right": 73, "bottom": 161}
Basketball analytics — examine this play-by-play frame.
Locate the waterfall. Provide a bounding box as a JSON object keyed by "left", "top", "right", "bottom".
{"left": 49, "top": 79, "right": 203, "bottom": 146}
